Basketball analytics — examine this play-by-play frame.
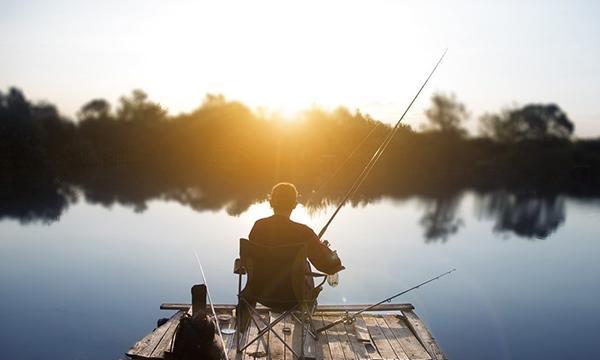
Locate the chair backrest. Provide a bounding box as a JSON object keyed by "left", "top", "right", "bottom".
{"left": 239, "top": 238, "right": 307, "bottom": 310}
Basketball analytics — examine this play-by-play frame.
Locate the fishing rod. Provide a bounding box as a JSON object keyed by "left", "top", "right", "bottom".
{"left": 318, "top": 49, "right": 448, "bottom": 239}
{"left": 316, "top": 268, "right": 456, "bottom": 333}
{"left": 306, "top": 122, "right": 382, "bottom": 207}
{"left": 194, "top": 251, "right": 229, "bottom": 360}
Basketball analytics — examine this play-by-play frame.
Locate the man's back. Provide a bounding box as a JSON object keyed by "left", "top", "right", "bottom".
{"left": 249, "top": 214, "right": 341, "bottom": 275}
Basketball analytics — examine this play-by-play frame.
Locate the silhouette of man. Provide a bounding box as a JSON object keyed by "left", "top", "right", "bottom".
{"left": 249, "top": 182, "right": 343, "bottom": 289}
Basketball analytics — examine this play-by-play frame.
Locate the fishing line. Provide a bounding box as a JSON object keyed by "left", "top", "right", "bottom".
{"left": 318, "top": 49, "right": 448, "bottom": 239}
{"left": 305, "top": 122, "right": 383, "bottom": 208}
{"left": 194, "top": 250, "right": 229, "bottom": 360}
{"left": 316, "top": 268, "right": 456, "bottom": 333}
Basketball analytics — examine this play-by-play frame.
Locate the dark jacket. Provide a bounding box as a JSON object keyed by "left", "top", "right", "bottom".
{"left": 249, "top": 214, "right": 342, "bottom": 275}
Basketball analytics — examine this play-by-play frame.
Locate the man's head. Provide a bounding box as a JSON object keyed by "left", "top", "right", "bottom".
{"left": 269, "top": 182, "right": 298, "bottom": 215}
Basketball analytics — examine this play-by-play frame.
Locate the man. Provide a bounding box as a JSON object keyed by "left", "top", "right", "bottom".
{"left": 249, "top": 182, "right": 343, "bottom": 287}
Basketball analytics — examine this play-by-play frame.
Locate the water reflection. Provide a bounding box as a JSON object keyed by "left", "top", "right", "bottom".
{"left": 476, "top": 192, "right": 566, "bottom": 239}
{"left": 0, "top": 177, "right": 75, "bottom": 224}
{"left": 0, "top": 171, "right": 579, "bottom": 242}
{"left": 419, "top": 194, "right": 464, "bottom": 242}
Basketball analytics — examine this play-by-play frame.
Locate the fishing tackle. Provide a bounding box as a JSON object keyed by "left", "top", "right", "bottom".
{"left": 318, "top": 49, "right": 448, "bottom": 239}
{"left": 316, "top": 268, "right": 456, "bottom": 333}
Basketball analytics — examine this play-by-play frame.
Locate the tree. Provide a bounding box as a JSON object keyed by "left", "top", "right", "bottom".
{"left": 116, "top": 89, "right": 167, "bottom": 123}
{"left": 422, "top": 92, "right": 469, "bottom": 137}
{"left": 479, "top": 104, "right": 574, "bottom": 142}
{"left": 77, "top": 99, "right": 111, "bottom": 121}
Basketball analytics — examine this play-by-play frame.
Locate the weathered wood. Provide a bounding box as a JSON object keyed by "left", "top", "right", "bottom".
{"left": 268, "top": 312, "right": 286, "bottom": 360}
{"left": 383, "top": 315, "right": 431, "bottom": 360}
{"left": 364, "top": 315, "right": 397, "bottom": 359}
{"left": 319, "top": 316, "right": 344, "bottom": 360}
{"left": 313, "top": 316, "right": 333, "bottom": 360}
{"left": 160, "top": 303, "right": 415, "bottom": 312}
{"left": 353, "top": 316, "right": 371, "bottom": 342}
{"left": 127, "top": 311, "right": 184, "bottom": 359}
{"left": 323, "top": 315, "right": 353, "bottom": 360}
{"left": 149, "top": 315, "right": 180, "bottom": 358}
{"left": 374, "top": 316, "right": 409, "bottom": 360}
{"left": 402, "top": 311, "right": 446, "bottom": 360}
{"left": 129, "top": 304, "right": 445, "bottom": 360}
{"left": 343, "top": 322, "right": 370, "bottom": 360}
{"left": 334, "top": 321, "right": 355, "bottom": 360}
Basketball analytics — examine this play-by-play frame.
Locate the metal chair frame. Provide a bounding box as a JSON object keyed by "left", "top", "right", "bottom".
{"left": 234, "top": 238, "right": 327, "bottom": 358}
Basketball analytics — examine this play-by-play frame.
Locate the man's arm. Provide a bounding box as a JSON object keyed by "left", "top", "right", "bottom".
{"left": 305, "top": 227, "right": 343, "bottom": 275}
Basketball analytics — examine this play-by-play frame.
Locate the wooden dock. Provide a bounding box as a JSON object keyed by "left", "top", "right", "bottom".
{"left": 126, "top": 303, "right": 447, "bottom": 360}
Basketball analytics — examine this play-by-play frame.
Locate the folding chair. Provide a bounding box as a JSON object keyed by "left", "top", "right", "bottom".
{"left": 234, "top": 238, "right": 328, "bottom": 359}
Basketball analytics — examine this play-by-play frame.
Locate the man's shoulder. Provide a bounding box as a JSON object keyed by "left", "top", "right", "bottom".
{"left": 253, "top": 216, "right": 316, "bottom": 236}
{"left": 289, "top": 219, "right": 317, "bottom": 236}
{"left": 254, "top": 215, "right": 279, "bottom": 225}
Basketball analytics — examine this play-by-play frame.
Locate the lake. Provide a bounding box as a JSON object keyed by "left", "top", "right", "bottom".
{"left": 1, "top": 190, "right": 599, "bottom": 360}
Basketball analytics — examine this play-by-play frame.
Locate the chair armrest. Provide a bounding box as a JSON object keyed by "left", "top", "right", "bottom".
{"left": 233, "top": 258, "right": 246, "bottom": 274}
{"left": 306, "top": 271, "right": 328, "bottom": 278}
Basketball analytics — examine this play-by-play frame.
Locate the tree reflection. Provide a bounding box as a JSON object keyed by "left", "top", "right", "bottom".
{"left": 0, "top": 178, "right": 75, "bottom": 224}
{"left": 419, "top": 194, "right": 464, "bottom": 242}
{"left": 0, "top": 172, "right": 574, "bottom": 243}
{"left": 476, "top": 192, "right": 566, "bottom": 239}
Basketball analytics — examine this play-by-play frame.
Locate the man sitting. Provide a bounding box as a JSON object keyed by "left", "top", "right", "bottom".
{"left": 249, "top": 182, "right": 343, "bottom": 295}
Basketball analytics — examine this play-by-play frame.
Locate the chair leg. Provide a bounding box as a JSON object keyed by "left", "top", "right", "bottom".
{"left": 246, "top": 308, "right": 301, "bottom": 358}
{"left": 301, "top": 316, "right": 305, "bottom": 359}
{"left": 240, "top": 306, "right": 293, "bottom": 353}
{"left": 236, "top": 300, "right": 243, "bottom": 353}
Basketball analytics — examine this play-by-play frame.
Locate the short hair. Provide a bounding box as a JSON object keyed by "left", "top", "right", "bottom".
{"left": 269, "top": 182, "right": 298, "bottom": 212}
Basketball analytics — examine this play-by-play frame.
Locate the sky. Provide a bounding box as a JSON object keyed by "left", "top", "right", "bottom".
{"left": 1, "top": 0, "right": 599, "bottom": 136}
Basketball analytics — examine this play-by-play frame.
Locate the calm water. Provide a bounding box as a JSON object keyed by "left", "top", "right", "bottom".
{"left": 1, "top": 191, "right": 599, "bottom": 360}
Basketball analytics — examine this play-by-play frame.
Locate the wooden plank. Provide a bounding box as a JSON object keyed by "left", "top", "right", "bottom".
{"left": 161, "top": 303, "right": 415, "bottom": 312}
{"left": 374, "top": 316, "right": 409, "bottom": 360}
{"left": 268, "top": 312, "right": 286, "bottom": 360}
{"left": 323, "top": 315, "right": 356, "bottom": 360}
{"left": 343, "top": 322, "right": 370, "bottom": 360}
{"left": 320, "top": 316, "right": 345, "bottom": 360}
{"left": 127, "top": 311, "right": 184, "bottom": 359}
{"left": 383, "top": 315, "right": 431, "bottom": 360}
{"left": 364, "top": 315, "right": 398, "bottom": 359}
{"left": 313, "top": 316, "right": 333, "bottom": 360}
{"left": 333, "top": 322, "right": 355, "bottom": 360}
{"left": 356, "top": 315, "right": 382, "bottom": 360}
{"left": 149, "top": 314, "right": 181, "bottom": 358}
{"left": 353, "top": 317, "right": 371, "bottom": 342}
{"left": 402, "top": 311, "right": 446, "bottom": 360}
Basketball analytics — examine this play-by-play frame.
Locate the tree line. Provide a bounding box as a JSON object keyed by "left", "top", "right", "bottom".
{"left": 1, "top": 87, "right": 599, "bottom": 217}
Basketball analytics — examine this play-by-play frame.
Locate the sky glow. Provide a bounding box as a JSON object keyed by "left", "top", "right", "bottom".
{"left": 1, "top": 0, "right": 599, "bottom": 136}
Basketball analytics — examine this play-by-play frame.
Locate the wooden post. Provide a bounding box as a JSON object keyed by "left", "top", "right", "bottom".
{"left": 191, "top": 284, "right": 207, "bottom": 321}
